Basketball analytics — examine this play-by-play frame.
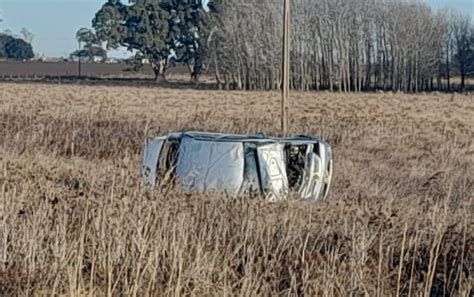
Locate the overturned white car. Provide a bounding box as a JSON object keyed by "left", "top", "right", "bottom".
{"left": 142, "top": 132, "right": 333, "bottom": 202}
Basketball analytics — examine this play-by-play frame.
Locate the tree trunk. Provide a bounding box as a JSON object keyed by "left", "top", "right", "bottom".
{"left": 213, "top": 54, "right": 222, "bottom": 89}
{"left": 151, "top": 59, "right": 167, "bottom": 82}
{"left": 446, "top": 41, "right": 450, "bottom": 91}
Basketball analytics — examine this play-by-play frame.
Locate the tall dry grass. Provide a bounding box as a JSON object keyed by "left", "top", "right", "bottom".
{"left": 0, "top": 83, "right": 473, "bottom": 296}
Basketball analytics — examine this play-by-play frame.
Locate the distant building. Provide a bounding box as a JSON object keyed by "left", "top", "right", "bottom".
{"left": 43, "top": 57, "right": 63, "bottom": 63}
{"left": 106, "top": 57, "right": 122, "bottom": 64}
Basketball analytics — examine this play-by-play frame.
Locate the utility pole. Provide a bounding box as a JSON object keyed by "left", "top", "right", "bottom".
{"left": 281, "top": 0, "right": 290, "bottom": 134}
{"left": 78, "top": 41, "right": 82, "bottom": 77}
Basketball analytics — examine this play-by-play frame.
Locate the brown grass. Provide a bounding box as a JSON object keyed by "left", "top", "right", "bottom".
{"left": 1, "top": 83, "right": 473, "bottom": 296}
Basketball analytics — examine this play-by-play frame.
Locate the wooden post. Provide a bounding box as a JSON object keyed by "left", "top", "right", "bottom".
{"left": 78, "top": 41, "right": 82, "bottom": 77}
{"left": 281, "top": 0, "right": 290, "bottom": 134}
{"left": 78, "top": 59, "right": 82, "bottom": 77}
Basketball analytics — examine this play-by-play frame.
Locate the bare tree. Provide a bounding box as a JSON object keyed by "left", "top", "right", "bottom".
{"left": 20, "top": 28, "right": 34, "bottom": 44}
{"left": 451, "top": 13, "right": 473, "bottom": 90}
{"left": 206, "top": 0, "right": 471, "bottom": 92}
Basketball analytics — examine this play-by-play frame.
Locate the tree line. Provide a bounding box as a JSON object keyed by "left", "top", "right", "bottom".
{"left": 0, "top": 24, "right": 35, "bottom": 61}
{"left": 92, "top": 0, "right": 474, "bottom": 91}
{"left": 207, "top": 0, "right": 474, "bottom": 92}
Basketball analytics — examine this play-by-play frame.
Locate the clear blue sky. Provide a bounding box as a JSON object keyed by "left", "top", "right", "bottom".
{"left": 1, "top": 0, "right": 473, "bottom": 58}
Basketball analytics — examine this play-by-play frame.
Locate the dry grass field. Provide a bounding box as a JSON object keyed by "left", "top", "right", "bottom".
{"left": 1, "top": 83, "right": 473, "bottom": 296}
